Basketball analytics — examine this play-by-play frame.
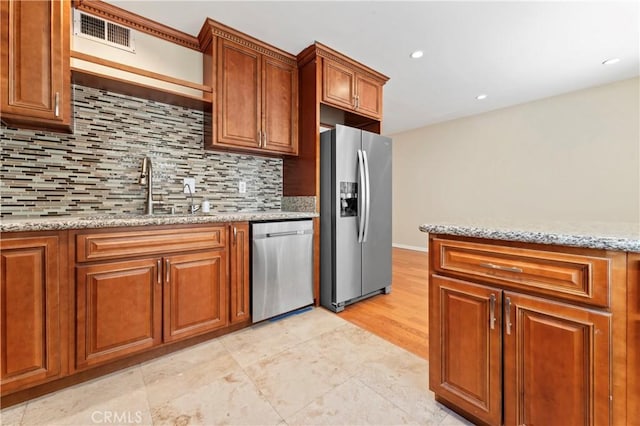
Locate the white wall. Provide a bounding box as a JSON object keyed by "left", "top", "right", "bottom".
{"left": 72, "top": 12, "right": 203, "bottom": 97}
{"left": 391, "top": 77, "right": 640, "bottom": 250}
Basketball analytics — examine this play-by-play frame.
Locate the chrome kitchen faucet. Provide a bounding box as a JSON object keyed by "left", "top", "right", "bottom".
{"left": 184, "top": 183, "right": 200, "bottom": 214}
{"left": 140, "top": 156, "right": 156, "bottom": 215}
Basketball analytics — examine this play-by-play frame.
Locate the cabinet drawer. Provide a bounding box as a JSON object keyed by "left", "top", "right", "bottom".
{"left": 432, "top": 238, "right": 610, "bottom": 307}
{"left": 76, "top": 226, "right": 226, "bottom": 262}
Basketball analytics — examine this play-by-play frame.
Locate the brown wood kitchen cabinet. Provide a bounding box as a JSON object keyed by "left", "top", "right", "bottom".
{"left": 429, "top": 235, "right": 627, "bottom": 426}
{"left": 283, "top": 42, "right": 388, "bottom": 199}
{"left": 322, "top": 56, "right": 384, "bottom": 120}
{"left": 76, "top": 258, "right": 162, "bottom": 369}
{"left": 74, "top": 225, "right": 228, "bottom": 369}
{"left": 628, "top": 253, "right": 640, "bottom": 422}
{"left": 163, "top": 250, "right": 227, "bottom": 342}
{"left": 229, "top": 222, "right": 250, "bottom": 324}
{"left": 0, "top": 0, "right": 71, "bottom": 131}
{"left": 0, "top": 232, "right": 67, "bottom": 395}
{"left": 199, "top": 20, "right": 298, "bottom": 156}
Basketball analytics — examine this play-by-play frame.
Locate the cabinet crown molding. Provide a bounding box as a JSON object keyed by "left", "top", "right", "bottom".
{"left": 73, "top": 0, "right": 200, "bottom": 50}
{"left": 298, "top": 42, "right": 389, "bottom": 83}
{"left": 198, "top": 18, "right": 296, "bottom": 66}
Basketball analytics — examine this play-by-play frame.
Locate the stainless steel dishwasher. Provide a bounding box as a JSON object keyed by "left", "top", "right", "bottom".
{"left": 252, "top": 220, "right": 314, "bottom": 323}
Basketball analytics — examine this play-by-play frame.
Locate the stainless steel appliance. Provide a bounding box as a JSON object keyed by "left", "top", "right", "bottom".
{"left": 320, "top": 125, "right": 392, "bottom": 312}
{"left": 252, "top": 220, "right": 314, "bottom": 322}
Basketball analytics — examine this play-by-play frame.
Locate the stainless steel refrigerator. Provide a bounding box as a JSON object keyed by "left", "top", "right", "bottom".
{"left": 320, "top": 124, "right": 392, "bottom": 312}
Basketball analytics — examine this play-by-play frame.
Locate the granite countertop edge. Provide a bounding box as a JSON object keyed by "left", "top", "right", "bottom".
{"left": 419, "top": 224, "right": 640, "bottom": 253}
{"left": 0, "top": 211, "right": 319, "bottom": 233}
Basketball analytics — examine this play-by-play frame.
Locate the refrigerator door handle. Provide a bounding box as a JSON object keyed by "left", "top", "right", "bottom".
{"left": 357, "top": 149, "right": 366, "bottom": 243}
{"left": 362, "top": 149, "right": 371, "bottom": 242}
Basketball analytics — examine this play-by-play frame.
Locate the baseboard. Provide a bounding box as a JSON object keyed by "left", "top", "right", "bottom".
{"left": 392, "top": 243, "right": 428, "bottom": 252}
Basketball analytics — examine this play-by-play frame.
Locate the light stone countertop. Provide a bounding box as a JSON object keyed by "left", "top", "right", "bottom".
{"left": 0, "top": 211, "right": 318, "bottom": 233}
{"left": 419, "top": 220, "right": 640, "bottom": 253}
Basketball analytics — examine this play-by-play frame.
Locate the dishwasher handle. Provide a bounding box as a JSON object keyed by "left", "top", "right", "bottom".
{"left": 264, "top": 229, "right": 312, "bottom": 238}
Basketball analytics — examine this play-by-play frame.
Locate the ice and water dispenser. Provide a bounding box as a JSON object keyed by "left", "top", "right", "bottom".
{"left": 340, "top": 182, "right": 358, "bottom": 217}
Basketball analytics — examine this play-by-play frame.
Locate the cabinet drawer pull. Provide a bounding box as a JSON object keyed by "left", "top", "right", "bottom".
{"left": 505, "top": 297, "right": 512, "bottom": 335}
{"left": 233, "top": 226, "right": 237, "bottom": 245}
{"left": 480, "top": 262, "right": 523, "bottom": 273}
{"left": 157, "top": 260, "right": 161, "bottom": 284}
{"left": 489, "top": 294, "right": 496, "bottom": 330}
{"left": 54, "top": 92, "right": 60, "bottom": 117}
{"left": 165, "top": 259, "right": 170, "bottom": 283}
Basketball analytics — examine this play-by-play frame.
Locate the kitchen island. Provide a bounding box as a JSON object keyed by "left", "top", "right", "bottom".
{"left": 0, "top": 211, "right": 317, "bottom": 406}
{"left": 420, "top": 221, "right": 639, "bottom": 426}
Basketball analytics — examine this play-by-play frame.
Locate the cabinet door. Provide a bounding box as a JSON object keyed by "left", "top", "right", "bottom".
{"left": 355, "top": 74, "right": 383, "bottom": 120}
{"left": 430, "top": 275, "right": 502, "bottom": 426}
{"left": 1, "top": 236, "right": 61, "bottom": 394}
{"left": 263, "top": 57, "right": 298, "bottom": 154}
{"left": 0, "top": 0, "right": 70, "bottom": 129}
{"left": 76, "top": 259, "right": 162, "bottom": 369}
{"left": 503, "top": 292, "right": 611, "bottom": 426}
{"left": 628, "top": 253, "right": 640, "bottom": 422}
{"left": 322, "top": 58, "right": 355, "bottom": 111}
{"left": 229, "top": 223, "right": 250, "bottom": 324}
{"left": 163, "top": 250, "right": 228, "bottom": 342}
{"left": 217, "top": 39, "right": 261, "bottom": 149}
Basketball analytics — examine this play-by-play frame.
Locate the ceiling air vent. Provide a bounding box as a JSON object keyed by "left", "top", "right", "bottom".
{"left": 73, "top": 9, "right": 135, "bottom": 52}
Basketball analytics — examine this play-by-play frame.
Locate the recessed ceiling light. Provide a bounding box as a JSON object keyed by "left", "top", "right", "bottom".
{"left": 476, "top": 94, "right": 488, "bottom": 100}
{"left": 410, "top": 50, "right": 424, "bottom": 59}
{"left": 602, "top": 58, "right": 620, "bottom": 65}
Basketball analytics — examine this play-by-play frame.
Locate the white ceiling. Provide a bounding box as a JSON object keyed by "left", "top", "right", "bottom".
{"left": 107, "top": 1, "right": 639, "bottom": 135}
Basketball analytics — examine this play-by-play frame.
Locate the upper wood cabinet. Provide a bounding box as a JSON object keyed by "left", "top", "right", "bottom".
{"left": 199, "top": 19, "right": 298, "bottom": 156}
{"left": 1, "top": 232, "right": 66, "bottom": 395}
{"left": 322, "top": 56, "right": 384, "bottom": 120}
{"left": 283, "top": 42, "right": 388, "bottom": 200}
{"left": 0, "top": 0, "right": 71, "bottom": 131}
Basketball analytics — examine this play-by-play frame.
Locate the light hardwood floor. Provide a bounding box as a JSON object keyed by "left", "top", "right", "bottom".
{"left": 338, "top": 248, "right": 430, "bottom": 360}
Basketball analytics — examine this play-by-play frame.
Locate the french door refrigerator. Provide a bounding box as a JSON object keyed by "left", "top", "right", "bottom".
{"left": 320, "top": 124, "right": 392, "bottom": 312}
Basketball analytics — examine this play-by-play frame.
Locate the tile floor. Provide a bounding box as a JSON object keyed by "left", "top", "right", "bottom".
{"left": 0, "top": 308, "right": 473, "bottom": 426}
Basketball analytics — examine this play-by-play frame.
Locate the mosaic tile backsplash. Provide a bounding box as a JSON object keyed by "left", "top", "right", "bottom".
{"left": 1, "top": 85, "right": 282, "bottom": 217}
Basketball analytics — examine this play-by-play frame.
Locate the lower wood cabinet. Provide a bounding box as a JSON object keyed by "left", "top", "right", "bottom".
{"left": 74, "top": 225, "right": 237, "bottom": 370}
{"left": 429, "top": 275, "right": 502, "bottom": 425}
{"left": 2, "top": 222, "right": 255, "bottom": 401}
{"left": 163, "top": 250, "right": 228, "bottom": 342}
{"left": 76, "top": 258, "right": 162, "bottom": 369}
{"left": 628, "top": 253, "right": 640, "bottom": 422}
{"left": 503, "top": 291, "right": 611, "bottom": 426}
{"left": 428, "top": 236, "right": 626, "bottom": 426}
{"left": 0, "top": 233, "right": 65, "bottom": 395}
{"left": 76, "top": 249, "right": 229, "bottom": 368}
{"left": 229, "top": 222, "right": 250, "bottom": 324}
{"left": 431, "top": 274, "right": 611, "bottom": 426}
